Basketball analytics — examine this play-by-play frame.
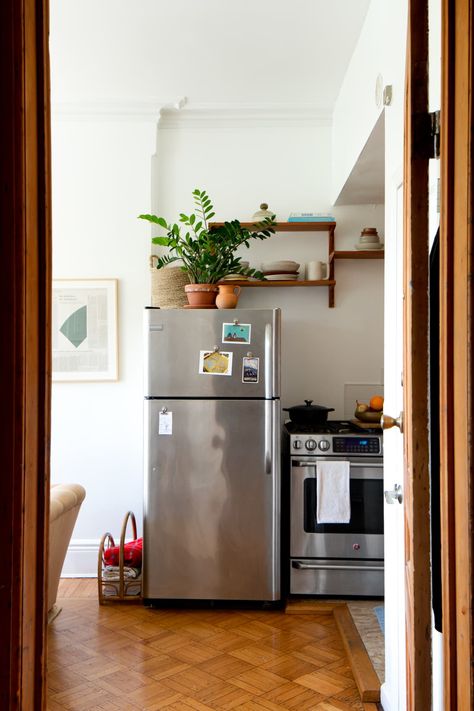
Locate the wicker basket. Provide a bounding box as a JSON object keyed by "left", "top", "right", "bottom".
{"left": 97, "top": 511, "right": 142, "bottom": 604}
{"left": 150, "top": 256, "right": 190, "bottom": 309}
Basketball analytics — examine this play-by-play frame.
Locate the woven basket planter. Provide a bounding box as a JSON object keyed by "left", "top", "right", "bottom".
{"left": 150, "top": 257, "right": 190, "bottom": 309}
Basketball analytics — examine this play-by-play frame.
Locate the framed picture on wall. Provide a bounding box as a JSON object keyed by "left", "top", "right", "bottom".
{"left": 52, "top": 279, "right": 118, "bottom": 381}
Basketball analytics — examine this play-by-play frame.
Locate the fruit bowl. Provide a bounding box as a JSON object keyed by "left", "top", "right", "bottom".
{"left": 354, "top": 409, "right": 382, "bottom": 423}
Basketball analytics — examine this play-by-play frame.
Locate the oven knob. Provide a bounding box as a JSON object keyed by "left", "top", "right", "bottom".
{"left": 293, "top": 440, "right": 302, "bottom": 449}
{"left": 319, "top": 439, "right": 330, "bottom": 451}
{"left": 305, "top": 439, "right": 317, "bottom": 451}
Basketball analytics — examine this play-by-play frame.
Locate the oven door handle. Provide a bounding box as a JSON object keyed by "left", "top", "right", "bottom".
{"left": 291, "top": 460, "right": 381, "bottom": 468}
{"left": 350, "top": 462, "right": 382, "bottom": 468}
{"left": 292, "top": 561, "right": 384, "bottom": 572}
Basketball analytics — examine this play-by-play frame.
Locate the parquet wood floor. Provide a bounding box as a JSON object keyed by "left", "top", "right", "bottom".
{"left": 47, "top": 580, "right": 369, "bottom": 711}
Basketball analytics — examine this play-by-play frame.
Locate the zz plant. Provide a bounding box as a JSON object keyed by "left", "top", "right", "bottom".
{"left": 139, "top": 189, "right": 275, "bottom": 284}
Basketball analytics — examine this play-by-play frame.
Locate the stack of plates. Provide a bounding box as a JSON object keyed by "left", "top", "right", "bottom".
{"left": 262, "top": 261, "right": 300, "bottom": 281}
{"left": 222, "top": 261, "right": 250, "bottom": 280}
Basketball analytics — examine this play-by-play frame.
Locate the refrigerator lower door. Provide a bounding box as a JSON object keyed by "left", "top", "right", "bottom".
{"left": 144, "top": 398, "right": 280, "bottom": 601}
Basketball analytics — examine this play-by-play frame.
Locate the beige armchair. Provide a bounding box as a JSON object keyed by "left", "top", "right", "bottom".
{"left": 48, "top": 484, "right": 86, "bottom": 615}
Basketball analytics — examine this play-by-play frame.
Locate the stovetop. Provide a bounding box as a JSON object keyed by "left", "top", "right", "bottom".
{"left": 284, "top": 419, "right": 380, "bottom": 435}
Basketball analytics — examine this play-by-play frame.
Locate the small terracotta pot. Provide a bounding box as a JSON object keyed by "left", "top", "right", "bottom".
{"left": 184, "top": 283, "right": 219, "bottom": 308}
{"left": 216, "top": 284, "right": 241, "bottom": 309}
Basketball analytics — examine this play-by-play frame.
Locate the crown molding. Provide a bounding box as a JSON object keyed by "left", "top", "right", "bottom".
{"left": 51, "top": 98, "right": 179, "bottom": 122}
{"left": 51, "top": 97, "right": 332, "bottom": 127}
{"left": 159, "top": 102, "right": 332, "bottom": 129}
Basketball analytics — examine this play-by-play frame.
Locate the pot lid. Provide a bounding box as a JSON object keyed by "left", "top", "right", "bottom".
{"left": 284, "top": 399, "right": 335, "bottom": 412}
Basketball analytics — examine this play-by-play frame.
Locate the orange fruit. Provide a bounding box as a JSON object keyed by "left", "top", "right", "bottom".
{"left": 370, "top": 395, "right": 384, "bottom": 411}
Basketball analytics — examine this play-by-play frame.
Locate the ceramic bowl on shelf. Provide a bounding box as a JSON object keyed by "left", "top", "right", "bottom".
{"left": 265, "top": 274, "right": 299, "bottom": 281}
{"left": 262, "top": 261, "right": 300, "bottom": 272}
{"left": 355, "top": 243, "right": 384, "bottom": 250}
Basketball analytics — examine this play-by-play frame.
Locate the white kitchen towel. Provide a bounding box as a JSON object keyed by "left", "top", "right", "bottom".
{"left": 316, "top": 460, "right": 351, "bottom": 523}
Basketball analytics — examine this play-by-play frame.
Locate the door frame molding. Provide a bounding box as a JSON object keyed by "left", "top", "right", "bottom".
{"left": 403, "top": 1, "right": 432, "bottom": 708}
{"left": 440, "top": 0, "right": 474, "bottom": 707}
{"left": 0, "top": 0, "right": 51, "bottom": 707}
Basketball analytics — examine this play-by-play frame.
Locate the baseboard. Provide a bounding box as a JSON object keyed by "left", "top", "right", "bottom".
{"left": 61, "top": 539, "right": 100, "bottom": 577}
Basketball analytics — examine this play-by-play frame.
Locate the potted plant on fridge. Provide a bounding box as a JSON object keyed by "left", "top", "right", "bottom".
{"left": 139, "top": 189, "right": 275, "bottom": 308}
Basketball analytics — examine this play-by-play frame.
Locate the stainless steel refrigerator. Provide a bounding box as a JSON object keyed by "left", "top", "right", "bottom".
{"left": 143, "top": 307, "right": 281, "bottom": 602}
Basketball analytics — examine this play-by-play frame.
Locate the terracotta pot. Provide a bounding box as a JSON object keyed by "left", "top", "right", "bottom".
{"left": 216, "top": 284, "right": 241, "bottom": 309}
{"left": 184, "top": 284, "right": 219, "bottom": 308}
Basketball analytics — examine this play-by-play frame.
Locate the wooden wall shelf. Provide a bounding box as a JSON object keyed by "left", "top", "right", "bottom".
{"left": 219, "top": 279, "right": 336, "bottom": 288}
{"left": 331, "top": 250, "right": 385, "bottom": 261}
{"left": 210, "top": 221, "right": 336, "bottom": 232}
{"left": 210, "top": 221, "right": 382, "bottom": 307}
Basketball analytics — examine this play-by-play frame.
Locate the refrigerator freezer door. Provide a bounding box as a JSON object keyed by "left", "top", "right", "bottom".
{"left": 144, "top": 308, "right": 280, "bottom": 399}
{"left": 144, "top": 398, "right": 280, "bottom": 601}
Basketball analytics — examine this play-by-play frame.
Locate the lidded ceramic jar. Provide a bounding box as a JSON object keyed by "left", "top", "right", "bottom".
{"left": 252, "top": 203, "right": 275, "bottom": 220}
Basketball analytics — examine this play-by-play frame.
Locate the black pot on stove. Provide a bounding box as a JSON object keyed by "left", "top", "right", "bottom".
{"left": 283, "top": 399, "right": 335, "bottom": 426}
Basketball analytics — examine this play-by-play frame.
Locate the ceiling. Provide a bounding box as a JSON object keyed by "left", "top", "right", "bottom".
{"left": 50, "top": 0, "right": 371, "bottom": 108}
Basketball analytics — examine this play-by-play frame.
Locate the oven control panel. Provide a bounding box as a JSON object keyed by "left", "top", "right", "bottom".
{"left": 290, "top": 434, "right": 382, "bottom": 456}
{"left": 333, "top": 436, "right": 380, "bottom": 454}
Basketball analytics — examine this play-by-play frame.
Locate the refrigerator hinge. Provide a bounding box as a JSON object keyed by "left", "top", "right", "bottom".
{"left": 414, "top": 110, "right": 440, "bottom": 159}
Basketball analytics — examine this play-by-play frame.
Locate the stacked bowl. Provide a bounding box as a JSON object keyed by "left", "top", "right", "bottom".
{"left": 222, "top": 261, "right": 250, "bottom": 280}
{"left": 261, "top": 260, "right": 300, "bottom": 281}
{"left": 355, "top": 227, "right": 384, "bottom": 250}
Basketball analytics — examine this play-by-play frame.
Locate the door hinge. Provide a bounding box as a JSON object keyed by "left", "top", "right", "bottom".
{"left": 414, "top": 110, "right": 440, "bottom": 159}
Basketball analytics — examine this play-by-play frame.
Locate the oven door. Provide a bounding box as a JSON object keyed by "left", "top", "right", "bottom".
{"left": 290, "top": 456, "right": 384, "bottom": 560}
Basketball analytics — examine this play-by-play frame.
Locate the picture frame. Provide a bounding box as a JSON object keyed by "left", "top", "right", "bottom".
{"left": 52, "top": 279, "right": 118, "bottom": 382}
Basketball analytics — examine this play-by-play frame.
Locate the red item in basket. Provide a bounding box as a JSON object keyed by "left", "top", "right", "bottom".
{"left": 104, "top": 537, "right": 143, "bottom": 567}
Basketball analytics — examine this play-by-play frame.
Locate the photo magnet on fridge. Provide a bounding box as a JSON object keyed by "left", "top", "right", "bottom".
{"left": 198, "top": 350, "right": 233, "bottom": 376}
{"left": 222, "top": 322, "right": 251, "bottom": 344}
{"left": 242, "top": 356, "right": 259, "bottom": 383}
{"left": 158, "top": 411, "right": 173, "bottom": 435}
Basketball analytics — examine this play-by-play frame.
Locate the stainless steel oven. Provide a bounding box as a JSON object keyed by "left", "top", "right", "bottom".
{"left": 288, "top": 424, "right": 384, "bottom": 596}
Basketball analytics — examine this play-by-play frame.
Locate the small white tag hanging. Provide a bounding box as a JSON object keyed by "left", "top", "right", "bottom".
{"left": 159, "top": 411, "right": 173, "bottom": 435}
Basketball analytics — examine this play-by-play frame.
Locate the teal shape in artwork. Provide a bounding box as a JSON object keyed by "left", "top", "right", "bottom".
{"left": 60, "top": 305, "right": 87, "bottom": 348}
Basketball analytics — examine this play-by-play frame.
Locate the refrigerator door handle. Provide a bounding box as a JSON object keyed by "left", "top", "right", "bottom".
{"left": 265, "top": 400, "right": 272, "bottom": 474}
{"left": 264, "top": 322, "right": 272, "bottom": 400}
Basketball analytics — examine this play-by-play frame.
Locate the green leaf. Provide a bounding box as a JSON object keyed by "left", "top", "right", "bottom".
{"left": 206, "top": 212, "right": 215, "bottom": 220}
{"left": 151, "top": 236, "right": 171, "bottom": 246}
{"left": 189, "top": 213, "right": 195, "bottom": 225}
{"left": 138, "top": 214, "right": 168, "bottom": 230}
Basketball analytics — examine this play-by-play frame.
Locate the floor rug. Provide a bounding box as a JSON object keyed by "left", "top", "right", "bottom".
{"left": 374, "top": 604, "right": 385, "bottom": 634}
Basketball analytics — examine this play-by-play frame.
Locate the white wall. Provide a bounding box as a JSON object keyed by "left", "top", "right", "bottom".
{"left": 331, "top": 2, "right": 385, "bottom": 202}
{"left": 51, "top": 113, "right": 156, "bottom": 573}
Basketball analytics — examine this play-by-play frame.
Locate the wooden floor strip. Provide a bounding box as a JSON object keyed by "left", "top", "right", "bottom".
{"left": 285, "top": 599, "right": 346, "bottom": 615}
{"left": 333, "top": 605, "right": 381, "bottom": 703}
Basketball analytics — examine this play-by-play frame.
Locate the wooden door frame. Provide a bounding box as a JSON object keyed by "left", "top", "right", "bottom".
{"left": 440, "top": 0, "right": 474, "bottom": 707}
{"left": 0, "top": 0, "right": 51, "bottom": 708}
{"left": 403, "top": 1, "right": 432, "bottom": 709}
